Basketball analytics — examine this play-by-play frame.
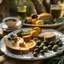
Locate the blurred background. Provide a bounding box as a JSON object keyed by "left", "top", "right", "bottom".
{"left": 0, "top": 0, "right": 64, "bottom": 21}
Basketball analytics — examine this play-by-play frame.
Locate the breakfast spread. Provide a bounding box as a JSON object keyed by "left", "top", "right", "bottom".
{"left": 23, "top": 13, "right": 64, "bottom": 26}
{"left": 4, "top": 27, "right": 63, "bottom": 57}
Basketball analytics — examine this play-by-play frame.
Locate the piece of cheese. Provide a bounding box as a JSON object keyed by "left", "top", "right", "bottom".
{"left": 0, "top": 28, "right": 3, "bottom": 38}
{"left": 0, "top": 28, "right": 3, "bottom": 34}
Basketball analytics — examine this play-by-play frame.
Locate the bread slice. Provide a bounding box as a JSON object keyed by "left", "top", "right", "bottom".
{"left": 25, "top": 40, "right": 36, "bottom": 51}
{"left": 39, "top": 32, "right": 56, "bottom": 42}
{"left": 38, "top": 13, "right": 54, "bottom": 24}
{"left": 38, "top": 13, "right": 53, "bottom": 21}
{"left": 4, "top": 37, "right": 36, "bottom": 54}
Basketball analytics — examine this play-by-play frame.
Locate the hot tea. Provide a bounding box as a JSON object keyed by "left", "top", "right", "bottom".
{"left": 50, "top": 5, "right": 62, "bottom": 19}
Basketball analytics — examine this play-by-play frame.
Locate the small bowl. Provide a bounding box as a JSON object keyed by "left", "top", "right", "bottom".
{"left": 3, "top": 17, "right": 19, "bottom": 28}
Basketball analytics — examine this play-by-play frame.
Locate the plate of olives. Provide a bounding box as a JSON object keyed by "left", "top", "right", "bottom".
{"left": 0, "top": 28, "right": 64, "bottom": 60}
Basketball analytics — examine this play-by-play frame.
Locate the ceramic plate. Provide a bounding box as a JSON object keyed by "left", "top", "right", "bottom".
{"left": 0, "top": 28, "right": 64, "bottom": 60}
{"left": 23, "top": 22, "right": 64, "bottom": 28}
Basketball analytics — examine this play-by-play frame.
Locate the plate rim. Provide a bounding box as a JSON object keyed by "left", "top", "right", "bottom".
{"left": 22, "top": 22, "right": 64, "bottom": 28}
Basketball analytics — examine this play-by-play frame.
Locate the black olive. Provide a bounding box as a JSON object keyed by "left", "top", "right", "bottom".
{"left": 36, "top": 45, "right": 39, "bottom": 48}
{"left": 37, "top": 41, "right": 41, "bottom": 46}
{"left": 43, "top": 41, "right": 49, "bottom": 46}
{"left": 40, "top": 50, "right": 44, "bottom": 54}
{"left": 49, "top": 41, "right": 54, "bottom": 47}
{"left": 58, "top": 42, "right": 62, "bottom": 47}
{"left": 34, "top": 48, "right": 39, "bottom": 53}
{"left": 48, "top": 45, "right": 52, "bottom": 50}
{"left": 17, "top": 32, "right": 22, "bottom": 37}
{"left": 39, "top": 46, "right": 43, "bottom": 50}
{"left": 10, "top": 34, "right": 14, "bottom": 38}
{"left": 14, "top": 40, "right": 17, "bottom": 43}
{"left": 8, "top": 37, "right": 11, "bottom": 40}
{"left": 55, "top": 39, "right": 61, "bottom": 45}
{"left": 24, "top": 20, "right": 27, "bottom": 23}
{"left": 33, "top": 52, "right": 38, "bottom": 57}
{"left": 31, "top": 13, "right": 38, "bottom": 19}
{"left": 38, "top": 37, "right": 44, "bottom": 42}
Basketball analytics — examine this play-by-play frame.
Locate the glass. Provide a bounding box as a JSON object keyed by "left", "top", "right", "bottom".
{"left": 50, "top": 5, "right": 62, "bottom": 19}
{"left": 60, "top": 4, "right": 64, "bottom": 17}
{"left": 17, "top": 6, "right": 27, "bottom": 20}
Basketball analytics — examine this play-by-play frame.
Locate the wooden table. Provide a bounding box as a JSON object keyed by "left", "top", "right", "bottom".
{"left": 0, "top": 24, "right": 64, "bottom": 64}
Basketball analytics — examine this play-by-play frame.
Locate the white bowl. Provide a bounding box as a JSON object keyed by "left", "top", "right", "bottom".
{"left": 3, "top": 17, "right": 19, "bottom": 28}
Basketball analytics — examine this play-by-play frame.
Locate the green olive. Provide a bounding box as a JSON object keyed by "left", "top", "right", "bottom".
{"left": 40, "top": 43, "right": 45, "bottom": 47}
{"left": 52, "top": 45, "right": 59, "bottom": 52}
{"left": 33, "top": 38, "right": 39, "bottom": 42}
{"left": 43, "top": 46, "right": 48, "bottom": 52}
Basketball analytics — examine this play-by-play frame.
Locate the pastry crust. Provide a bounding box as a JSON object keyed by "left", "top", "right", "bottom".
{"left": 39, "top": 32, "right": 56, "bottom": 42}
{"left": 4, "top": 37, "right": 36, "bottom": 54}
{"left": 38, "top": 13, "right": 53, "bottom": 21}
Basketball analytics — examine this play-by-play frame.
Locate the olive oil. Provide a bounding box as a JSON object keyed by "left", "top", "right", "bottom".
{"left": 17, "top": 6, "right": 27, "bottom": 20}
{"left": 18, "top": 11, "right": 26, "bottom": 20}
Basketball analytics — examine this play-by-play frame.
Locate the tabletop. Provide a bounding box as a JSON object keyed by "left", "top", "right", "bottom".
{"left": 0, "top": 23, "right": 64, "bottom": 64}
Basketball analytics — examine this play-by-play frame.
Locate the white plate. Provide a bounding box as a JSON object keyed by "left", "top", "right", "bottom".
{"left": 0, "top": 28, "right": 64, "bottom": 60}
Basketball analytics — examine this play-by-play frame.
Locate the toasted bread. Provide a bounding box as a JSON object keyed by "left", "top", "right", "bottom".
{"left": 39, "top": 32, "right": 56, "bottom": 42}
{"left": 4, "top": 37, "right": 36, "bottom": 54}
